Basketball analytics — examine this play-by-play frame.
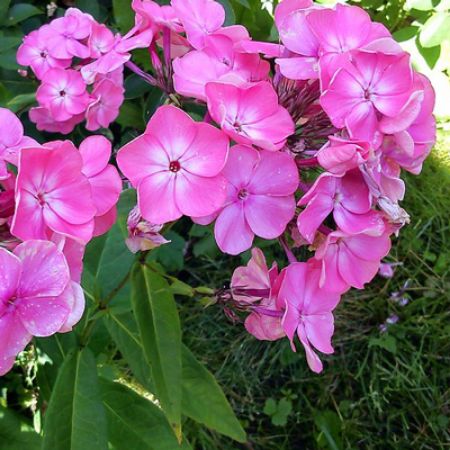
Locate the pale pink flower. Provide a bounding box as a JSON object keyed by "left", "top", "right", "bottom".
{"left": 16, "top": 26, "right": 72, "bottom": 80}
{"left": 125, "top": 206, "right": 170, "bottom": 253}
{"left": 36, "top": 69, "right": 90, "bottom": 122}
{"left": 28, "top": 107, "right": 84, "bottom": 135}
{"left": 86, "top": 79, "right": 124, "bottom": 131}
{"left": 297, "top": 170, "right": 385, "bottom": 243}
{"left": 278, "top": 260, "right": 341, "bottom": 373}
{"left": 173, "top": 35, "right": 269, "bottom": 101}
{"left": 117, "top": 105, "right": 229, "bottom": 224}
{"left": 132, "top": 0, "right": 182, "bottom": 33}
{"left": 205, "top": 81, "right": 294, "bottom": 151}
{"left": 81, "top": 50, "right": 130, "bottom": 85}
{"left": 88, "top": 23, "right": 115, "bottom": 59}
{"left": 315, "top": 230, "right": 392, "bottom": 292}
{"left": 0, "top": 240, "right": 83, "bottom": 375}
{"left": 317, "top": 136, "right": 371, "bottom": 175}
{"left": 210, "top": 145, "right": 298, "bottom": 255}
{"left": 0, "top": 108, "right": 38, "bottom": 177}
{"left": 79, "top": 135, "right": 122, "bottom": 235}
{"left": 11, "top": 141, "right": 97, "bottom": 243}
{"left": 320, "top": 50, "right": 414, "bottom": 143}
{"left": 232, "top": 248, "right": 285, "bottom": 341}
{"left": 171, "top": 0, "right": 225, "bottom": 49}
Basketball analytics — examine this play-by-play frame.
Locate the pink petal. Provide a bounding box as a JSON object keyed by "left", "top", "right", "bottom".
{"left": 88, "top": 166, "right": 122, "bottom": 216}
{"left": 297, "top": 193, "right": 334, "bottom": 243}
{"left": 214, "top": 202, "right": 254, "bottom": 255}
{"left": 276, "top": 56, "right": 319, "bottom": 80}
{"left": 0, "top": 248, "right": 21, "bottom": 303}
{"left": 337, "top": 245, "right": 379, "bottom": 289}
{"left": 303, "top": 313, "right": 334, "bottom": 354}
{"left": 297, "top": 324, "right": 324, "bottom": 373}
{"left": 334, "top": 206, "right": 385, "bottom": 236}
{"left": 93, "top": 206, "right": 117, "bottom": 237}
{"left": 344, "top": 233, "right": 391, "bottom": 262}
{"left": 79, "top": 135, "right": 112, "bottom": 178}
{"left": 222, "top": 145, "right": 260, "bottom": 189}
{"left": 245, "top": 312, "right": 284, "bottom": 341}
{"left": 58, "top": 282, "right": 85, "bottom": 333}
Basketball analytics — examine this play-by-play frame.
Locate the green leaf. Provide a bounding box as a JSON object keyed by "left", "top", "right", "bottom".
{"left": 5, "top": 4, "right": 43, "bottom": 26}
{"left": 415, "top": 37, "right": 441, "bottom": 69}
{"left": 131, "top": 263, "right": 182, "bottom": 435}
{"left": 76, "top": 0, "right": 101, "bottom": 20}
{"left": 116, "top": 99, "right": 145, "bottom": 129}
{"left": 217, "top": 0, "right": 236, "bottom": 25}
{"left": 314, "top": 410, "right": 343, "bottom": 450}
{"left": 0, "top": 406, "right": 41, "bottom": 450}
{"left": 232, "top": 0, "right": 250, "bottom": 7}
{"left": 181, "top": 345, "right": 246, "bottom": 442}
{"left": 99, "top": 378, "right": 192, "bottom": 450}
{"left": 143, "top": 88, "right": 167, "bottom": 122}
{"left": 83, "top": 189, "right": 135, "bottom": 300}
{"left": 0, "top": 0, "right": 11, "bottom": 26}
{"left": 113, "top": 0, "right": 135, "bottom": 33}
{"left": 368, "top": 335, "right": 398, "bottom": 354}
{"left": 42, "top": 348, "right": 108, "bottom": 450}
{"left": 0, "top": 37, "right": 21, "bottom": 53}
{"left": 419, "top": 12, "right": 450, "bottom": 48}
{"left": 124, "top": 74, "right": 154, "bottom": 99}
{"left": 7, "top": 93, "right": 36, "bottom": 112}
{"left": 405, "top": 0, "right": 435, "bottom": 10}
{"left": 0, "top": 50, "right": 19, "bottom": 70}
{"left": 393, "top": 26, "right": 420, "bottom": 42}
{"left": 152, "top": 231, "right": 186, "bottom": 272}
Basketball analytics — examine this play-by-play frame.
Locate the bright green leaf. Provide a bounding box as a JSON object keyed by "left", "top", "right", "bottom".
{"left": 419, "top": 12, "right": 450, "bottom": 48}
{"left": 405, "top": 0, "right": 435, "bottom": 10}
{"left": 131, "top": 263, "right": 182, "bottom": 434}
{"left": 42, "top": 348, "right": 108, "bottom": 450}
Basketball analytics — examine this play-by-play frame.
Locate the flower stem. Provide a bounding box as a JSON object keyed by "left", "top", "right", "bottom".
{"left": 125, "top": 61, "right": 158, "bottom": 86}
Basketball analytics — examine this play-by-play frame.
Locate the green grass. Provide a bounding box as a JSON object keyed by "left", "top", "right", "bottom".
{"left": 180, "top": 130, "right": 450, "bottom": 449}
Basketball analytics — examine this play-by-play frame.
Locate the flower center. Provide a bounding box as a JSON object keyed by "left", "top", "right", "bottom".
{"left": 36, "top": 192, "right": 47, "bottom": 207}
{"left": 40, "top": 51, "right": 47, "bottom": 59}
{"left": 59, "top": 90, "right": 66, "bottom": 97}
{"left": 169, "top": 160, "right": 181, "bottom": 173}
{"left": 238, "top": 188, "right": 249, "bottom": 200}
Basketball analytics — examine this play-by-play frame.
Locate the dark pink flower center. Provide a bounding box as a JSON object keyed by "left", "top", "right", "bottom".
{"left": 40, "top": 51, "right": 47, "bottom": 59}
{"left": 238, "top": 188, "right": 249, "bottom": 200}
{"left": 169, "top": 161, "right": 181, "bottom": 173}
{"left": 59, "top": 90, "right": 66, "bottom": 97}
{"left": 36, "top": 192, "right": 47, "bottom": 206}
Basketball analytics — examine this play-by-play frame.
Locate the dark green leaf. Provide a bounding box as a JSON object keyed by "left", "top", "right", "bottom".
{"left": 0, "top": 406, "right": 41, "bottom": 450}
{"left": 181, "top": 345, "right": 246, "bottom": 443}
{"left": 76, "top": 0, "right": 101, "bottom": 20}
{"left": 116, "top": 99, "right": 146, "bottom": 129}
{"left": 7, "top": 93, "right": 36, "bottom": 112}
{"left": 314, "top": 410, "right": 343, "bottom": 450}
{"left": 153, "top": 231, "right": 186, "bottom": 272}
{"left": 0, "top": 50, "right": 19, "bottom": 70}
{"left": 125, "top": 74, "right": 155, "bottom": 99}
{"left": 100, "top": 378, "right": 192, "bottom": 450}
{"left": 217, "top": 0, "right": 236, "bottom": 26}
{"left": 42, "top": 348, "right": 108, "bottom": 450}
{"left": 143, "top": 88, "right": 167, "bottom": 122}
{"left": 5, "top": 4, "right": 43, "bottom": 26}
{"left": 0, "top": 0, "right": 11, "bottom": 26}
{"left": 0, "top": 37, "right": 21, "bottom": 53}
{"left": 113, "top": 0, "right": 135, "bottom": 33}
{"left": 131, "top": 263, "right": 182, "bottom": 435}
{"left": 232, "top": 0, "right": 250, "bottom": 8}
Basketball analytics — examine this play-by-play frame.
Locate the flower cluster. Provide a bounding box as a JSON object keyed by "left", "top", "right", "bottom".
{"left": 0, "top": 108, "right": 121, "bottom": 374}
{"left": 1, "top": 0, "right": 435, "bottom": 375}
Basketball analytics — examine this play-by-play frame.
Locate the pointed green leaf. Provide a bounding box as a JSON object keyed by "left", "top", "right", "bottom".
{"left": 131, "top": 264, "right": 182, "bottom": 432}
{"left": 42, "top": 348, "right": 108, "bottom": 450}
{"left": 100, "top": 378, "right": 192, "bottom": 450}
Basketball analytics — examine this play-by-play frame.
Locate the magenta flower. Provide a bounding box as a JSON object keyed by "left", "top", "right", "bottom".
{"left": 298, "top": 170, "right": 385, "bottom": 243}
{"left": 79, "top": 135, "right": 122, "bottom": 235}
{"left": 0, "top": 240, "right": 83, "bottom": 375}
{"left": 16, "top": 26, "right": 72, "bottom": 80}
{"left": 117, "top": 105, "right": 229, "bottom": 224}
{"left": 0, "top": 108, "right": 37, "bottom": 179}
{"left": 206, "top": 81, "right": 294, "bottom": 151}
{"left": 278, "top": 261, "right": 341, "bottom": 373}
{"left": 88, "top": 23, "right": 115, "bottom": 59}
{"left": 320, "top": 50, "right": 414, "bottom": 143}
{"left": 315, "top": 230, "right": 392, "bottom": 292}
{"left": 11, "top": 141, "right": 97, "bottom": 243}
{"left": 172, "top": 0, "right": 225, "bottom": 49}
{"left": 86, "top": 79, "right": 124, "bottom": 131}
{"left": 36, "top": 69, "right": 90, "bottom": 122}
{"left": 29, "top": 107, "right": 84, "bottom": 135}
{"left": 210, "top": 145, "right": 298, "bottom": 255}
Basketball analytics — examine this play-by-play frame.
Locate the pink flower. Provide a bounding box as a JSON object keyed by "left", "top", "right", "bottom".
{"left": 278, "top": 261, "right": 341, "bottom": 373}
{"left": 172, "top": 0, "right": 225, "bottom": 49}
{"left": 16, "top": 26, "right": 72, "bottom": 80}
{"left": 315, "top": 230, "right": 392, "bottom": 292}
{"left": 209, "top": 145, "right": 298, "bottom": 255}
{"left": 297, "top": 170, "right": 385, "bottom": 243}
{"left": 88, "top": 23, "right": 115, "bottom": 58}
{"left": 78, "top": 135, "right": 122, "bottom": 236}
{"left": 36, "top": 69, "right": 90, "bottom": 122}
{"left": 0, "top": 108, "right": 37, "bottom": 177}
{"left": 125, "top": 206, "right": 170, "bottom": 253}
{"left": 29, "top": 107, "right": 84, "bottom": 135}
{"left": 132, "top": 0, "right": 182, "bottom": 33}
{"left": 0, "top": 240, "right": 84, "bottom": 376}
{"left": 316, "top": 136, "right": 371, "bottom": 175}
{"left": 320, "top": 50, "right": 414, "bottom": 143}
{"left": 205, "top": 81, "right": 294, "bottom": 151}
{"left": 232, "top": 248, "right": 286, "bottom": 341}
{"left": 11, "top": 141, "right": 97, "bottom": 243}
{"left": 173, "top": 35, "right": 269, "bottom": 101}
{"left": 86, "top": 79, "right": 124, "bottom": 131}
{"left": 117, "top": 105, "right": 229, "bottom": 224}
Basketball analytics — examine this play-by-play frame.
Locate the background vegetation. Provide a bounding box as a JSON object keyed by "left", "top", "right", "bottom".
{"left": 0, "top": 0, "right": 449, "bottom": 449}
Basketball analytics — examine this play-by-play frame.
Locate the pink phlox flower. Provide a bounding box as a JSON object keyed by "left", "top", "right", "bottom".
{"left": 16, "top": 26, "right": 72, "bottom": 80}
{"left": 0, "top": 240, "right": 85, "bottom": 375}
{"left": 132, "top": 0, "right": 183, "bottom": 34}
{"left": 209, "top": 145, "right": 298, "bottom": 255}
{"left": 88, "top": 23, "right": 116, "bottom": 59}
{"left": 320, "top": 50, "right": 414, "bottom": 144}
{"left": 125, "top": 205, "right": 170, "bottom": 253}
{"left": 297, "top": 169, "right": 385, "bottom": 243}
{"left": 28, "top": 107, "right": 84, "bottom": 135}
{"left": 314, "top": 229, "right": 392, "bottom": 292}
{"left": 117, "top": 105, "right": 229, "bottom": 224}
{"left": 278, "top": 260, "right": 342, "bottom": 373}
{"left": 11, "top": 141, "right": 97, "bottom": 243}
{"left": 36, "top": 68, "right": 90, "bottom": 122}
{"left": 173, "top": 35, "right": 270, "bottom": 101}
{"left": 86, "top": 79, "right": 125, "bottom": 131}
{"left": 205, "top": 81, "right": 294, "bottom": 151}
